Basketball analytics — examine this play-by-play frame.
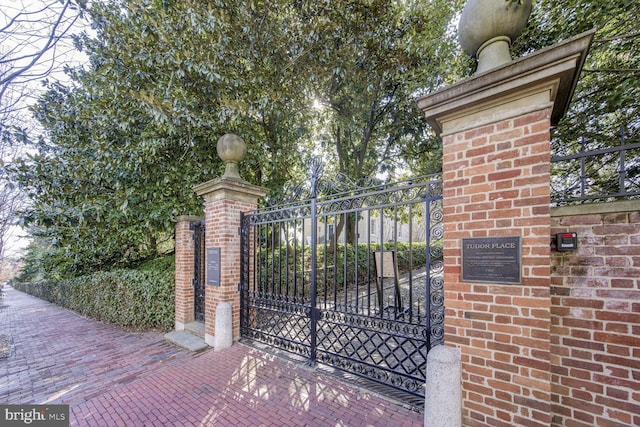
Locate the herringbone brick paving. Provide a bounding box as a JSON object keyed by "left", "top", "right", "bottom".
{"left": 0, "top": 287, "right": 423, "bottom": 426}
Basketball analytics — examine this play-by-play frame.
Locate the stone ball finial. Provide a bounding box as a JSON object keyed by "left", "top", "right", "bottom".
{"left": 458, "top": 0, "right": 533, "bottom": 74}
{"left": 217, "top": 133, "right": 247, "bottom": 179}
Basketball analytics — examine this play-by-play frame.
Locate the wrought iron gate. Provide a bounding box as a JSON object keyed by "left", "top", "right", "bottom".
{"left": 239, "top": 161, "right": 444, "bottom": 402}
{"left": 191, "top": 220, "right": 206, "bottom": 323}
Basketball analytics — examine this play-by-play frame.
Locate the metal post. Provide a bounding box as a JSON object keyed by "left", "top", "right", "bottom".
{"left": 619, "top": 126, "right": 627, "bottom": 194}
{"left": 580, "top": 136, "right": 587, "bottom": 198}
{"left": 308, "top": 158, "right": 323, "bottom": 367}
{"left": 424, "top": 195, "right": 432, "bottom": 351}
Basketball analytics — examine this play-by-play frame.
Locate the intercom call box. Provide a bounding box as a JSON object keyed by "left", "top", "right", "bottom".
{"left": 556, "top": 232, "right": 578, "bottom": 251}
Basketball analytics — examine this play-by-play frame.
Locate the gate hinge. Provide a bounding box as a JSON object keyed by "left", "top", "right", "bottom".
{"left": 237, "top": 227, "right": 242, "bottom": 236}
{"left": 192, "top": 278, "right": 197, "bottom": 288}
{"left": 237, "top": 282, "right": 242, "bottom": 292}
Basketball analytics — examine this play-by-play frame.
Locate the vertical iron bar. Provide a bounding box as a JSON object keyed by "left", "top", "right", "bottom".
{"left": 247, "top": 216, "right": 252, "bottom": 329}
{"left": 343, "top": 212, "right": 348, "bottom": 310}
{"left": 368, "top": 210, "right": 373, "bottom": 316}
{"left": 278, "top": 221, "right": 282, "bottom": 296}
{"left": 580, "top": 136, "right": 587, "bottom": 198}
{"left": 239, "top": 214, "right": 245, "bottom": 332}
{"left": 192, "top": 221, "right": 200, "bottom": 322}
{"left": 285, "top": 220, "right": 290, "bottom": 299}
{"left": 300, "top": 219, "right": 305, "bottom": 302}
{"left": 253, "top": 220, "right": 258, "bottom": 295}
{"left": 323, "top": 219, "right": 328, "bottom": 308}
{"left": 309, "top": 194, "right": 318, "bottom": 365}
{"left": 293, "top": 219, "right": 299, "bottom": 302}
{"left": 393, "top": 204, "right": 399, "bottom": 320}
{"left": 424, "top": 189, "right": 433, "bottom": 350}
{"left": 333, "top": 214, "right": 338, "bottom": 308}
{"left": 379, "top": 207, "right": 384, "bottom": 318}
{"left": 408, "top": 202, "right": 414, "bottom": 323}
{"left": 308, "top": 159, "right": 322, "bottom": 367}
{"left": 354, "top": 216, "right": 360, "bottom": 314}
{"left": 255, "top": 223, "right": 259, "bottom": 294}
{"left": 270, "top": 222, "right": 275, "bottom": 295}
{"left": 619, "top": 126, "right": 627, "bottom": 194}
{"left": 261, "top": 223, "right": 266, "bottom": 294}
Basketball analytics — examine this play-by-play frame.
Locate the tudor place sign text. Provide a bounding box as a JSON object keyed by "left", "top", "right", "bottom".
{"left": 462, "top": 236, "right": 521, "bottom": 284}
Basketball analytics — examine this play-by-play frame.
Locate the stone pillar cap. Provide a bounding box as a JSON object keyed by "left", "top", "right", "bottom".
{"left": 417, "top": 29, "right": 595, "bottom": 136}
{"left": 217, "top": 133, "right": 247, "bottom": 180}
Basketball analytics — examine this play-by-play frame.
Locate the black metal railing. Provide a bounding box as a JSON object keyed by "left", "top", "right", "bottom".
{"left": 190, "top": 220, "right": 206, "bottom": 322}
{"left": 240, "top": 159, "right": 444, "bottom": 404}
{"left": 551, "top": 126, "right": 640, "bottom": 204}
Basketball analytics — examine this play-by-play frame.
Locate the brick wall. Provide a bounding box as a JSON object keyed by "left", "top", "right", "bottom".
{"left": 204, "top": 197, "right": 257, "bottom": 339}
{"left": 195, "top": 178, "right": 266, "bottom": 344}
{"left": 443, "top": 108, "right": 553, "bottom": 427}
{"left": 174, "top": 216, "right": 202, "bottom": 328}
{"left": 550, "top": 201, "right": 640, "bottom": 426}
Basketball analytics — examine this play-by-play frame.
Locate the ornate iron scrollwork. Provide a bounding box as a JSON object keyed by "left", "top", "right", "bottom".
{"left": 240, "top": 171, "right": 444, "bottom": 401}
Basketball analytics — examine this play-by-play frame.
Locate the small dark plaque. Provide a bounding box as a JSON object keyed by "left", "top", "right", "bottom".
{"left": 462, "top": 236, "right": 521, "bottom": 284}
{"left": 206, "top": 247, "right": 221, "bottom": 286}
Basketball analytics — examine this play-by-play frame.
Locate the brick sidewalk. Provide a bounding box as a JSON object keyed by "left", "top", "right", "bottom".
{"left": 0, "top": 287, "right": 423, "bottom": 426}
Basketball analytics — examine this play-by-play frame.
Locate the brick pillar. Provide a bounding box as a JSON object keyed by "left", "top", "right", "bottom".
{"left": 418, "top": 32, "right": 593, "bottom": 427}
{"left": 194, "top": 134, "right": 267, "bottom": 347}
{"left": 174, "top": 215, "right": 203, "bottom": 330}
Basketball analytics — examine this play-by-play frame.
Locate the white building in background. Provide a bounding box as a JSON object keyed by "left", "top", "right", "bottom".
{"left": 291, "top": 209, "right": 429, "bottom": 246}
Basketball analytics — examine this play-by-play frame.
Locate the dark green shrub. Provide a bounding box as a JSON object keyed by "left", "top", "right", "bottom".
{"left": 13, "top": 256, "right": 175, "bottom": 331}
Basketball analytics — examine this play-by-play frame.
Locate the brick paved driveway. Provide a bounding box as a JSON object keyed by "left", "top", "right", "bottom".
{"left": 0, "top": 287, "right": 423, "bottom": 426}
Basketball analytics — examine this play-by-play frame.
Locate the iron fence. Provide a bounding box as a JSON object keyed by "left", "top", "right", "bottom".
{"left": 190, "top": 220, "right": 206, "bottom": 322}
{"left": 240, "top": 159, "right": 444, "bottom": 404}
{"left": 551, "top": 126, "right": 640, "bottom": 204}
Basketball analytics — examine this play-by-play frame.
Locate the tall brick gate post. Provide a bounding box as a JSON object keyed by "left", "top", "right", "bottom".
{"left": 418, "top": 32, "right": 593, "bottom": 426}
{"left": 174, "top": 215, "right": 204, "bottom": 331}
{"left": 194, "top": 134, "right": 267, "bottom": 347}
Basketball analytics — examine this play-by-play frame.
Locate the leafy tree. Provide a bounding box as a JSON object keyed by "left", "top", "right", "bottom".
{"left": 10, "top": 0, "right": 326, "bottom": 276}
{"left": 511, "top": 0, "right": 640, "bottom": 202}
{"left": 299, "top": 0, "right": 464, "bottom": 181}
{"left": 0, "top": 155, "right": 24, "bottom": 263}
{"left": 288, "top": 0, "right": 463, "bottom": 242}
{"left": 10, "top": 0, "right": 467, "bottom": 275}
{"left": 1, "top": 0, "right": 86, "bottom": 269}
{"left": 12, "top": 0, "right": 639, "bottom": 279}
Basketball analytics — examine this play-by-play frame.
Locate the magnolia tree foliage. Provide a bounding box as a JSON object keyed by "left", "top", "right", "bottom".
{"left": 10, "top": 0, "right": 461, "bottom": 277}
{"left": 295, "top": 0, "right": 463, "bottom": 181}
{"left": 9, "top": 0, "right": 638, "bottom": 277}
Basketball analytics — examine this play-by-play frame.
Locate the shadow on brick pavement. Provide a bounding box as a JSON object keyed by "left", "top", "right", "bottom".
{"left": 0, "top": 287, "right": 423, "bottom": 426}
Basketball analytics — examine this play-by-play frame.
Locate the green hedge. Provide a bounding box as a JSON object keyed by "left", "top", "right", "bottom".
{"left": 13, "top": 256, "right": 174, "bottom": 331}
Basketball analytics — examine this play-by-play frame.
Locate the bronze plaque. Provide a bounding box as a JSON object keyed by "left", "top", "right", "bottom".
{"left": 462, "top": 236, "right": 521, "bottom": 284}
{"left": 206, "top": 247, "right": 221, "bottom": 286}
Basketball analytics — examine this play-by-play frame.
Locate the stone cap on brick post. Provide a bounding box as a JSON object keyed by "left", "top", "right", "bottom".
{"left": 192, "top": 133, "right": 267, "bottom": 345}
{"left": 416, "top": 26, "right": 594, "bottom": 427}
{"left": 417, "top": 29, "right": 595, "bottom": 137}
{"left": 458, "top": 0, "right": 533, "bottom": 74}
{"left": 194, "top": 133, "right": 268, "bottom": 202}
